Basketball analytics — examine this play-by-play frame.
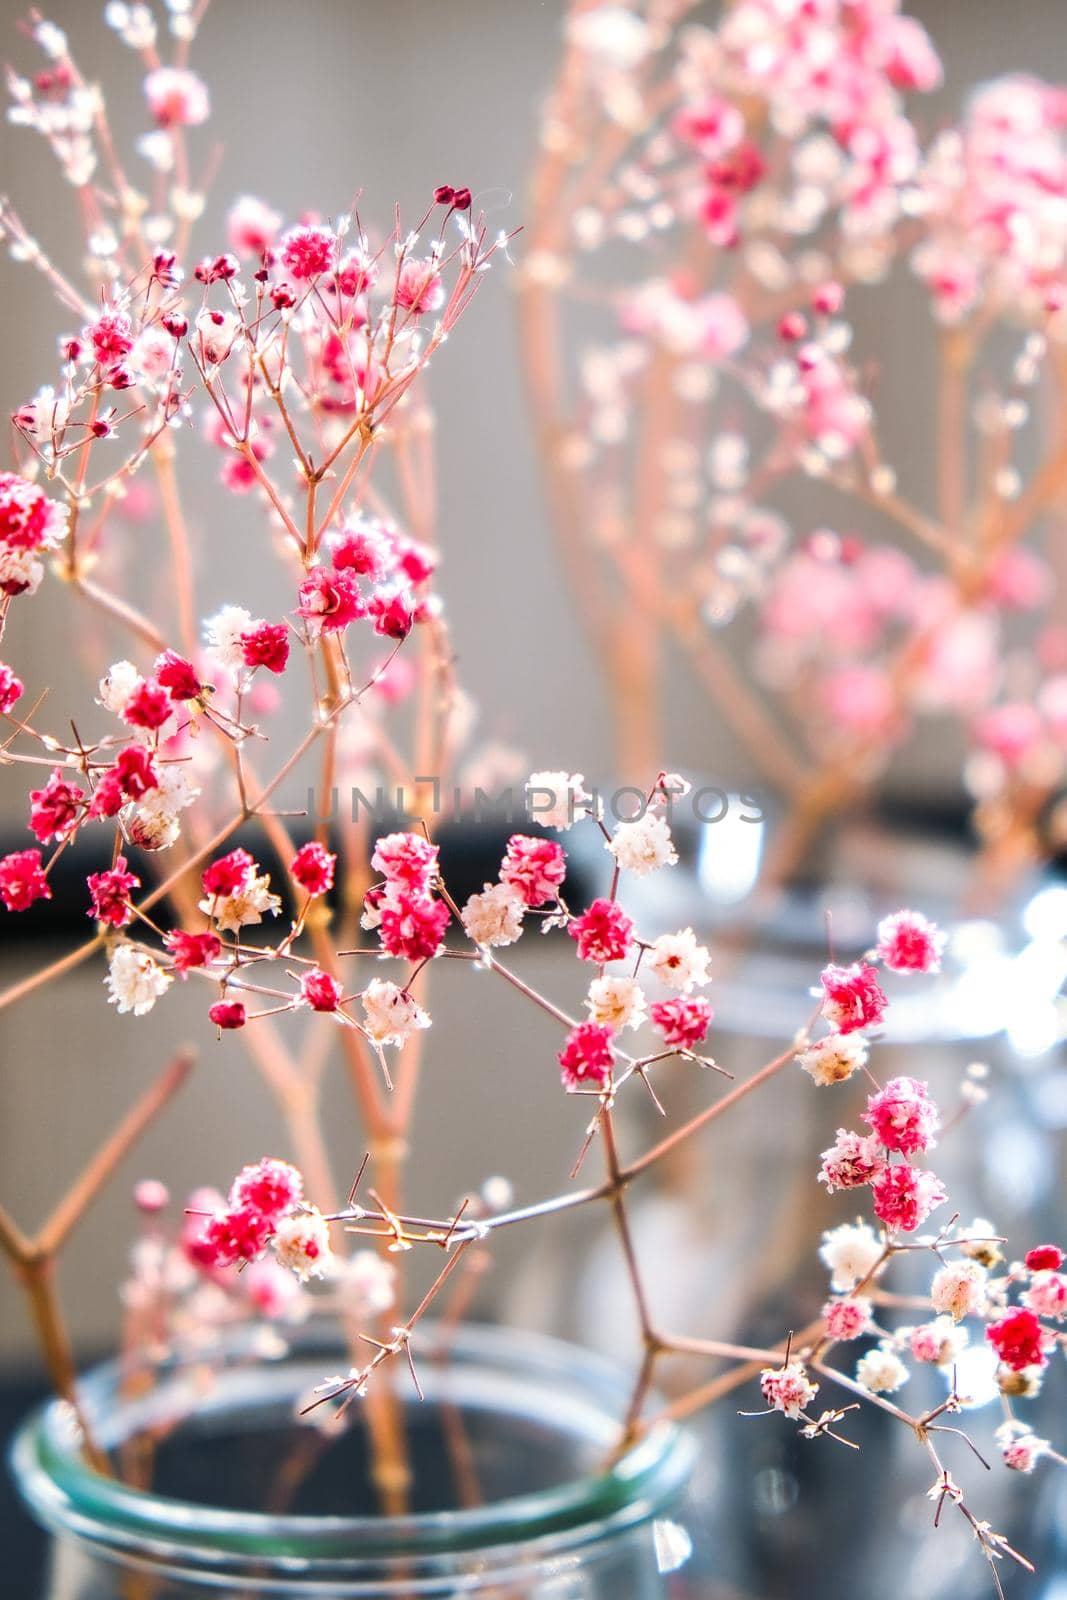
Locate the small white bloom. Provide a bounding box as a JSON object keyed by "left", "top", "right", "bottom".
{"left": 130, "top": 326, "right": 176, "bottom": 382}
{"left": 273, "top": 1208, "right": 334, "bottom": 1282}
{"left": 360, "top": 978, "right": 430, "bottom": 1047}
{"left": 338, "top": 1249, "right": 396, "bottom": 1318}
{"left": 201, "top": 873, "right": 281, "bottom": 932}
{"left": 460, "top": 882, "right": 525, "bottom": 948}
{"left": 930, "top": 1260, "right": 987, "bottom": 1322}
{"left": 797, "top": 1032, "right": 868, "bottom": 1086}
{"left": 0, "top": 547, "right": 44, "bottom": 597}
{"left": 568, "top": 5, "right": 650, "bottom": 69}
{"left": 105, "top": 944, "right": 172, "bottom": 1015}
{"left": 204, "top": 605, "right": 253, "bottom": 673}
{"left": 526, "top": 770, "right": 590, "bottom": 830}
{"left": 15, "top": 385, "right": 70, "bottom": 437}
{"left": 607, "top": 812, "right": 678, "bottom": 876}
{"left": 585, "top": 975, "right": 648, "bottom": 1031}
{"left": 855, "top": 1345, "right": 909, "bottom": 1395}
{"left": 194, "top": 308, "right": 238, "bottom": 365}
{"left": 819, "top": 1222, "right": 883, "bottom": 1293}
{"left": 647, "top": 928, "right": 711, "bottom": 992}
{"left": 99, "top": 663, "right": 142, "bottom": 721}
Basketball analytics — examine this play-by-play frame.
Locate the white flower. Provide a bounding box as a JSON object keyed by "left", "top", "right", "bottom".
{"left": 360, "top": 978, "right": 430, "bottom": 1047}
{"left": 460, "top": 882, "right": 525, "bottom": 948}
{"left": 204, "top": 605, "right": 253, "bottom": 673}
{"left": 819, "top": 1222, "right": 883, "bottom": 1293}
{"left": 98, "top": 660, "right": 143, "bottom": 716}
{"left": 607, "top": 812, "right": 678, "bottom": 877}
{"left": 0, "top": 547, "right": 44, "bottom": 597}
{"left": 339, "top": 1250, "right": 396, "bottom": 1318}
{"left": 585, "top": 975, "right": 648, "bottom": 1031}
{"left": 200, "top": 873, "right": 281, "bottom": 932}
{"left": 273, "top": 1208, "right": 334, "bottom": 1282}
{"left": 15, "top": 385, "right": 70, "bottom": 437}
{"left": 130, "top": 326, "right": 177, "bottom": 382}
{"left": 647, "top": 928, "right": 711, "bottom": 992}
{"left": 855, "top": 1345, "right": 909, "bottom": 1395}
{"left": 195, "top": 308, "right": 239, "bottom": 365}
{"left": 956, "top": 1218, "right": 1002, "bottom": 1266}
{"left": 568, "top": 5, "right": 650, "bottom": 69}
{"left": 105, "top": 944, "right": 172, "bottom": 1016}
{"left": 797, "top": 1032, "right": 868, "bottom": 1086}
{"left": 930, "top": 1260, "right": 987, "bottom": 1322}
{"left": 526, "top": 770, "right": 590, "bottom": 830}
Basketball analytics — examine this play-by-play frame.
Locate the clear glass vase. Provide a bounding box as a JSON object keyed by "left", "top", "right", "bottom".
{"left": 10, "top": 1319, "right": 697, "bottom": 1599}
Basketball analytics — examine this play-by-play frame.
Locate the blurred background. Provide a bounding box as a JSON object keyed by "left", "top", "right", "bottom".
{"left": 1, "top": 3, "right": 1067, "bottom": 1597}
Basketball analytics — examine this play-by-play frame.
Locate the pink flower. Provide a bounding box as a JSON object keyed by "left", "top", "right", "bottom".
{"left": 1025, "top": 1244, "right": 1064, "bottom": 1273}
{"left": 229, "top": 1157, "right": 303, "bottom": 1222}
{"left": 196, "top": 1205, "right": 271, "bottom": 1267}
{"left": 0, "top": 849, "right": 51, "bottom": 912}
{"left": 244, "top": 1258, "right": 301, "bottom": 1319}
{"left": 300, "top": 968, "right": 343, "bottom": 1012}
{"left": 86, "top": 312, "right": 133, "bottom": 367}
{"left": 209, "top": 1001, "right": 247, "bottom": 1030}
{"left": 0, "top": 663, "right": 24, "bottom": 713}
{"left": 331, "top": 519, "right": 393, "bottom": 579}
{"left": 864, "top": 1077, "right": 940, "bottom": 1156}
{"left": 819, "top": 962, "right": 888, "bottom": 1034}
{"left": 394, "top": 259, "right": 445, "bottom": 315}
{"left": 822, "top": 1297, "right": 873, "bottom": 1342}
{"left": 291, "top": 842, "right": 336, "bottom": 897}
{"left": 650, "top": 996, "right": 713, "bottom": 1050}
{"left": 818, "top": 1129, "right": 886, "bottom": 1193}
{"left": 973, "top": 703, "right": 1044, "bottom": 769}
{"left": 378, "top": 891, "right": 450, "bottom": 961}
{"left": 202, "top": 849, "right": 255, "bottom": 898}
{"left": 558, "top": 1021, "right": 615, "bottom": 1091}
{"left": 164, "top": 929, "right": 221, "bottom": 973}
{"left": 1002, "top": 1433, "right": 1047, "bottom": 1474}
{"left": 0, "top": 471, "right": 64, "bottom": 557}
{"left": 281, "top": 225, "right": 336, "bottom": 281}
{"left": 568, "top": 898, "right": 634, "bottom": 964}
{"left": 367, "top": 591, "right": 414, "bottom": 640}
{"left": 115, "top": 746, "right": 159, "bottom": 801}
{"left": 86, "top": 857, "right": 140, "bottom": 928}
{"left": 122, "top": 679, "right": 172, "bottom": 731}
{"left": 144, "top": 66, "right": 209, "bottom": 126}
{"left": 759, "top": 1362, "right": 818, "bottom": 1420}
{"left": 154, "top": 650, "right": 202, "bottom": 702}
{"left": 29, "top": 768, "right": 84, "bottom": 843}
{"left": 134, "top": 1179, "right": 169, "bottom": 1214}
{"left": 371, "top": 832, "right": 438, "bottom": 893}
{"left": 240, "top": 621, "right": 290, "bottom": 675}
{"left": 987, "top": 1307, "right": 1051, "bottom": 1372}
{"left": 297, "top": 567, "right": 366, "bottom": 633}
{"left": 875, "top": 909, "right": 945, "bottom": 974}
{"left": 227, "top": 196, "right": 282, "bottom": 258}
{"left": 870, "top": 1164, "right": 947, "bottom": 1233}
{"left": 500, "top": 834, "right": 567, "bottom": 907}
{"left": 1023, "top": 1271, "right": 1067, "bottom": 1322}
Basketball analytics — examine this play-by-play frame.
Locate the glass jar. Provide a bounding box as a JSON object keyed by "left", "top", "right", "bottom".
{"left": 10, "top": 1319, "right": 697, "bottom": 1599}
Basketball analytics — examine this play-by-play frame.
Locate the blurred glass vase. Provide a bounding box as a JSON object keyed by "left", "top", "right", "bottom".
{"left": 11, "top": 1319, "right": 696, "bottom": 1599}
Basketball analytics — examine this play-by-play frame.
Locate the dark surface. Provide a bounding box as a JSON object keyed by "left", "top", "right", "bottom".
{"left": 1, "top": 1372, "right": 49, "bottom": 1598}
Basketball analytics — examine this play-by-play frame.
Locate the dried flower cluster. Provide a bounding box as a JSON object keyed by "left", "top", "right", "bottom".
{"left": 0, "top": 8, "right": 1061, "bottom": 1597}
{"left": 522, "top": 0, "right": 1067, "bottom": 892}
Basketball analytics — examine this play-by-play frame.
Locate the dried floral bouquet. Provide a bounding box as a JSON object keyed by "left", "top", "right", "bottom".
{"left": 523, "top": 0, "right": 1067, "bottom": 898}
{"left": 0, "top": 7, "right": 1063, "bottom": 1598}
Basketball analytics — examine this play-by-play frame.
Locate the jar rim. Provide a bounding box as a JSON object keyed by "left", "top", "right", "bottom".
{"left": 11, "top": 1319, "right": 694, "bottom": 1581}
